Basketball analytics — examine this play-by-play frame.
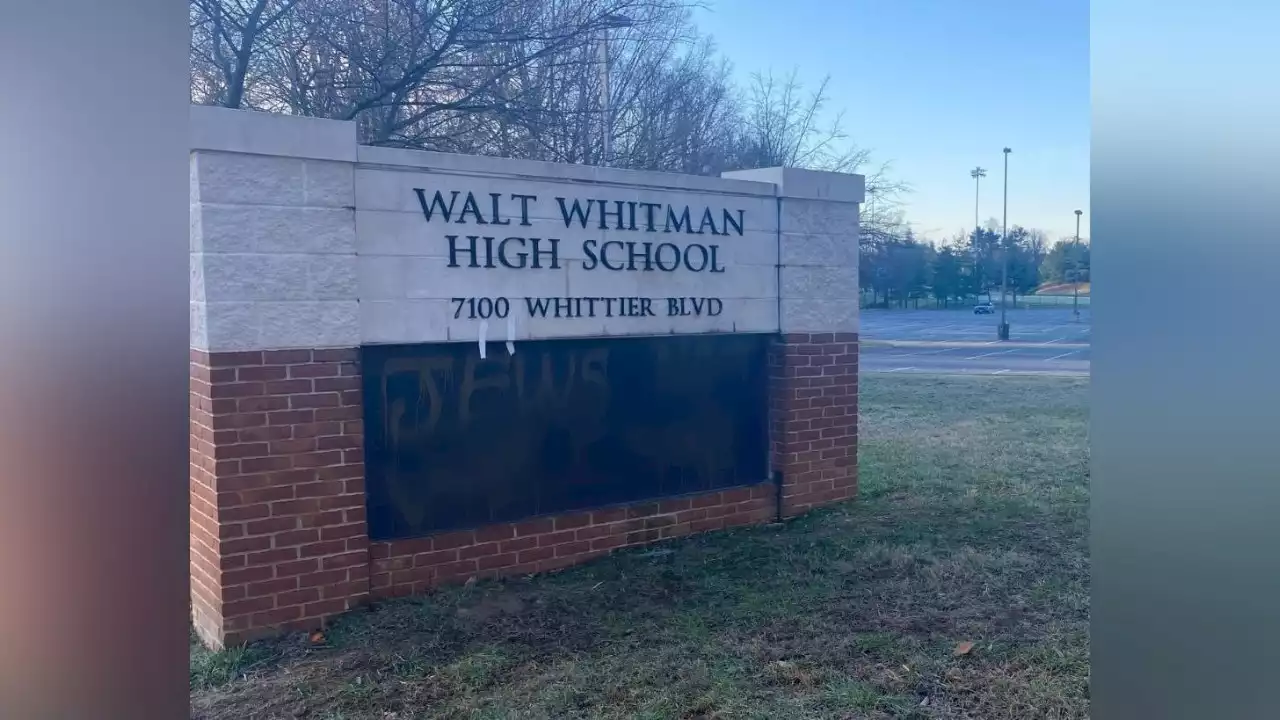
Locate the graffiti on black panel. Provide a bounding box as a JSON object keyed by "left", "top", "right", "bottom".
{"left": 362, "top": 335, "right": 768, "bottom": 540}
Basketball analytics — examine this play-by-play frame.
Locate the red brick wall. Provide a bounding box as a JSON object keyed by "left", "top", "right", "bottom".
{"left": 190, "top": 333, "right": 859, "bottom": 648}
{"left": 769, "top": 333, "right": 859, "bottom": 516}
{"left": 190, "top": 348, "right": 368, "bottom": 649}
{"left": 369, "top": 485, "right": 776, "bottom": 598}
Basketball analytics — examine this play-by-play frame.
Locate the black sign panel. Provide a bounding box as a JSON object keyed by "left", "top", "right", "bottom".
{"left": 362, "top": 334, "right": 770, "bottom": 540}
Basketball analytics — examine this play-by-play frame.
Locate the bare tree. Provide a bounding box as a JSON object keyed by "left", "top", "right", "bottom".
{"left": 464, "top": 0, "right": 725, "bottom": 168}
{"left": 620, "top": 43, "right": 740, "bottom": 174}
{"left": 189, "top": 0, "right": 911, "bottom": 217}
{"left": 723, "top": 70, "right": 909, "bottom": 240}
{"left": 734, "top": 70, "right": 861, "bottom": 171}
{"left": 192, "top": 0, "right": 687, "bottom": 146}
{"left": 190, "top": 0, "right": 305, "bottom": 108}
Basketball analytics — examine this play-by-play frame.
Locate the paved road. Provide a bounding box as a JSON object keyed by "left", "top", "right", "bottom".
{"left": 861, "top": 307, "right": 1091, "bottom": 344}
{"left": 860, "top": 308, "right": 1090, "bottom": 376}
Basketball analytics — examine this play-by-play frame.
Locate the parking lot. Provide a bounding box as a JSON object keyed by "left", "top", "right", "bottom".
{"left": 860, "top": 307, "right": 1091, "bottom": 376}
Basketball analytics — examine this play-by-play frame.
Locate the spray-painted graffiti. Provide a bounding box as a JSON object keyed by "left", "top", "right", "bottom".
{"left": 361, "top": 334, "right": 769, "bottom": 539}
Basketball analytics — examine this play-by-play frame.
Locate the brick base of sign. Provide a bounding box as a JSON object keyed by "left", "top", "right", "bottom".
{"left": 189, "top": 333, "right": 859, "bottom": 649}
{"left": 189, "top": 348, "right": 369, "bottom": 649}
{"left": 369, "top": 485, "right": 776, "bottom": 598}
{"left": 769, "top": 333, "right": 860, "bottom": 516}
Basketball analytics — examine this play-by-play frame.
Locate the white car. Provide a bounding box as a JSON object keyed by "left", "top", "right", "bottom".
{"left": 974, "top": 302, "right": 995, "bottom": 315}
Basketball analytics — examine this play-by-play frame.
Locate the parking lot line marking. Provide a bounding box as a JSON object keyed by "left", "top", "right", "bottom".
{"left": 1046, "top": 350, "right": 1079, "bottom": 361}
{"left": 966, "top": 349, "right": 1016, "bottom": 360}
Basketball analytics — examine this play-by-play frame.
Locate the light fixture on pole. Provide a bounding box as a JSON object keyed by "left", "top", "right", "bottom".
{"left": 598, "top": 13, "right": 633, "bottom": 167}
{"left": 1073, "top": 209, "right": 1083, "bottom": 321}
{"left": 970, "top": 167, "right": 986, "bottom": 232}
{"left": 998, "top": 147, "right": 1011, "bottom": 341}
{"left": 970, "top": 167, "right": 986, "bottom": 302}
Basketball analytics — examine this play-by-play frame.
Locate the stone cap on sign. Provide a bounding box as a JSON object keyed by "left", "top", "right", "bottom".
{"left": 357, "top": 145, "right": 777, "bottom": 198}
{"left": 721, "top": 167, "right": 866, "bottom": 205}
{"left": 190, "top": 105, "right": 357, "bottom": 163}
{"left": 188, "top": 106, "right": 866, "bottom": 203}
{"left": 189, "top": 105, "right": 776, "bottom": 198}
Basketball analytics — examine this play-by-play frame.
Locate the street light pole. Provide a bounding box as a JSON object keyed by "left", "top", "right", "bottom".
{"left": 970, "top": 167, "right": 986, "bottom": 303}
{"left": 970, "top": 167, "right": 986, "bottom": 233}
{"left": 598, "top": 14, "right": 634, "bottom": 167}
{"left": 1073, "top": 209, "right": 1083, "bottom": 321}
{"left": 999, "top": 148, "right": 1011, "bottom": 340}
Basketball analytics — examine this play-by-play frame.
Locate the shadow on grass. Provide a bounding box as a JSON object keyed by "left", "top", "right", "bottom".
{"left": 192, "top": 374, "right": 1089, "bottom": 720}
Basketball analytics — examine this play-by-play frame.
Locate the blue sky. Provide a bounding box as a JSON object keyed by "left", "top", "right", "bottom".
{"left": 694, "top": 0, "right": 1089, "bottom": 243}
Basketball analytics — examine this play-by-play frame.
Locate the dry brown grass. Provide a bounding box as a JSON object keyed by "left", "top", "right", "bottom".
{"left": 191, "top": 374, "right": 1089, "bottom": 719}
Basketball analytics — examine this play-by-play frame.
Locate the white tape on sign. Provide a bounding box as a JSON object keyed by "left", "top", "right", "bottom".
{"left": 478, "top": 320, "right": 488, "bottom": 360}
{"left": 506, "top": 314, "right": 516, "bottom": 356}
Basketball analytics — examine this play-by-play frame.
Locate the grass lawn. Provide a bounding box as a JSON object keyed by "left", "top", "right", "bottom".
{"left": 192, "top": 374, "right": 1090, "bottom": 720}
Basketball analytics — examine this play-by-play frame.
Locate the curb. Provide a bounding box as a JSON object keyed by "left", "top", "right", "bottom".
{"left": 860, "top": 369, "right": 1088, "bottom": 378}
{"left": 861, "top": 339, "right": 1089, "bottom": 350}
